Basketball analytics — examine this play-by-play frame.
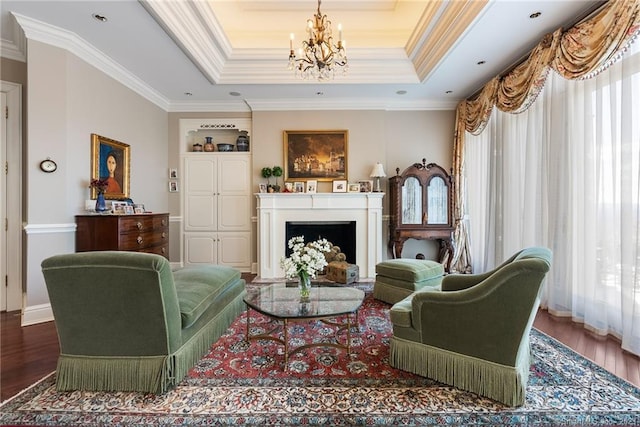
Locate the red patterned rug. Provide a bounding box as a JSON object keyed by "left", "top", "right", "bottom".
{"left": 189, "top": 283, "right": 414, "bottom": 384}
{"left": 1, "top": 283, "right": 640, "bottom": 426}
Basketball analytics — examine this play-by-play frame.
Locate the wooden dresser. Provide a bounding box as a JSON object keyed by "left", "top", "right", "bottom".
{"left": 75, "top": 213, "right": 169, "bottom": 259}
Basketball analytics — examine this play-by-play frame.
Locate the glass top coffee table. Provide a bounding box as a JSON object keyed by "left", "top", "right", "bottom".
{"left": 243, "top": 281, "right": 365, "bottom": 369}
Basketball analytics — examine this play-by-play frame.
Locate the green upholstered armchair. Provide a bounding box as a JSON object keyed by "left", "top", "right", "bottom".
{"left": 41, "top": 251, "right": 246, "bottom": 394}
{"left": 389, "top": 247, "right": 552, "bottom": 406}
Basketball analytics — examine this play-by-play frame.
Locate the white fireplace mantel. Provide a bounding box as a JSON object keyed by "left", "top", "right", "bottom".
{"left": 256, "top": 193, "right": 385, "bottom": 279}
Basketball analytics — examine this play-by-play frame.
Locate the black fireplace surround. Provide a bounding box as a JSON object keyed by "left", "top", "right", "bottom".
{"left": 285, "top": 221, "right": 356, "bottom": 263}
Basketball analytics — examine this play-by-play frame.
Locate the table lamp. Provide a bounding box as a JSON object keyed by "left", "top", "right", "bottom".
{"left": 369, "top": 162, "right": 386, "bottom": 192}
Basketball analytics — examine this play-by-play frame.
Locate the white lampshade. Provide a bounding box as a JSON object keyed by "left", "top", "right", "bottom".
{"left": 369, "top": 162, "right": 386, "bottom": 178}
{"left": 369, "top": 162, "right": 386, "bottom": 192}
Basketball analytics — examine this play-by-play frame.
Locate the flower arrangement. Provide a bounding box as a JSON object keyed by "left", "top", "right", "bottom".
{"left": 89, "top": 178, "right": 109, "bottom": 194}
{"left": 280, "top": 236, "right": 331, "bottom": 282}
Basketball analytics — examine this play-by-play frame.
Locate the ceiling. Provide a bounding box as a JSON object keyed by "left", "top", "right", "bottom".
{"left": 0, "top": 0, "right": 603, "bottom": 112}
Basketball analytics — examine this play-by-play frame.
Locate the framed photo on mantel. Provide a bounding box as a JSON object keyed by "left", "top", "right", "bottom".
{"left": 284, "top": 130, "right": 348, "bottom": 182}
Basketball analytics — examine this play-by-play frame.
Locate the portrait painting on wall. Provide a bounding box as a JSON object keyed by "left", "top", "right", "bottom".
{"left": 284, "top": 130, "right": 348, "bottom": 182}
{"left": 91, "top": 133, "right": 130, "bottom": 200}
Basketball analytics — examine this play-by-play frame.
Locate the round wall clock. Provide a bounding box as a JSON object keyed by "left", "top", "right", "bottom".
{"left": 39, "top": 159, "right": 57, "bottom": 173}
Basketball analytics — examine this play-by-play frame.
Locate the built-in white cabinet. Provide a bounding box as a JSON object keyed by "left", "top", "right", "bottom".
{"left": 183, "top": 154, "right": 251, "bottom": 270}
{"left": 180, "top": 117, "right": 252, "bottom": 271}
{"left": 184, "top": 232, "right": 251, "bottom": 267}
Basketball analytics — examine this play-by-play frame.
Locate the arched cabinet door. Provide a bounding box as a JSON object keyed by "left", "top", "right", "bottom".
{"left": 388, "top": 159, "right": 455, "bottom": 272}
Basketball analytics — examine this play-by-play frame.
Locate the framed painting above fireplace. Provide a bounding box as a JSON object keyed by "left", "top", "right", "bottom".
{"left": 283, "top": 130, "right": 348, "bottom": 182}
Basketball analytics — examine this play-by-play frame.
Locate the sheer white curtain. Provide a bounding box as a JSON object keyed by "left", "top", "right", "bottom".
{"left": 465, "top": 41, "right": 640, "bottom": 355}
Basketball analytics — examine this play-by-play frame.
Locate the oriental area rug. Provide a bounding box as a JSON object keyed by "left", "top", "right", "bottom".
{"left": 2, "top": 283, "right": 640, "bottom": 426}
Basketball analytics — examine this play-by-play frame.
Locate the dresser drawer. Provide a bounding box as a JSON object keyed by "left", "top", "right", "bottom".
{"left": 138, "top": 245, "right": 169, "bottom": 258}
{"left": 119, "top": 229, "right": 168, "bottom": 250}
{"left": 118, "top": 216, "right": 165, "bottom": 233}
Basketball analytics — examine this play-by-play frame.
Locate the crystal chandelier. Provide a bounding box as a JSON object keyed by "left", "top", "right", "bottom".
{"left": 288, "top": 0, "right": 348, "bottom": 80}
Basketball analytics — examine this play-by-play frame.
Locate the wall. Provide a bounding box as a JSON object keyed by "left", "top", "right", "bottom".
{"left": 252, "top": 110, "right": 454, "bottom": 261}
{"left": 21, "top": 40, "right": 168, "bottom": 324}
{"left": 168, "top": 108, "right": 455, "bottom": 270}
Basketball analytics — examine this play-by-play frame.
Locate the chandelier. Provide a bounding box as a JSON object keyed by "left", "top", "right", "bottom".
{"left": 287, "top": 0, "right": 348, "bottom": 80}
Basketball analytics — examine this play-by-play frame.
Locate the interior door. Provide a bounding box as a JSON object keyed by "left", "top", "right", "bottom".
{"left": 1, "top": 81, "right": 23, "bottom": 313}
{"left": 1, "top": 91, "right": 7, "bottom": 311}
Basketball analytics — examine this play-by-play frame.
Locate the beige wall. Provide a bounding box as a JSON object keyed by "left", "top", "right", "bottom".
{"left": 7, "top": 36, "right": 456, "bottom": 314}
{"left": 168, "top": 108, "right": 455, "bottom": 266}
{"left": 253, "top": 110, "right": 455, "bottom": 261}
{"left": 22, "top": 40, "right": 168, "bottom": 312}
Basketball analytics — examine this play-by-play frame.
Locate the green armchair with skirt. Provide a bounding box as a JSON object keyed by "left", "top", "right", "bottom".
{"left": 41, "top": 251, "right": 246, "bottom": 394}
{"left": 389, "top": 247, "right": 552, "bottom": 406}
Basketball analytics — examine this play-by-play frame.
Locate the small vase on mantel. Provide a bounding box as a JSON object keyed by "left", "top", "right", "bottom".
{"left": 95, "top": 192, "right": 108, "bottom": 213}
{"left": 298, "top": 274, "right": 311, "bottom": 302}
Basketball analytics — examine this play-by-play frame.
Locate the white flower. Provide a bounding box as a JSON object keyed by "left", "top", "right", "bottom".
{"left": 280, "top": 236, "right": 331, "bottom": 279}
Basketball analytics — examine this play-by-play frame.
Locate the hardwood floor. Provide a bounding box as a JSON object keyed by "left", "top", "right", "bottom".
{"left": 2, "top": 305, "right": 639, "bottom": 403}
{"left": 533, "top": 309, "right": 640, "bottom": 387}
{"left": 1, "top": 310, "right": 59, "bottom": 401}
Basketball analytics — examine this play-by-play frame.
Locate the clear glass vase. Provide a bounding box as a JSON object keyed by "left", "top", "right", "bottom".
{"left": 298, "top": 274, "right": 311, "bottom": 302}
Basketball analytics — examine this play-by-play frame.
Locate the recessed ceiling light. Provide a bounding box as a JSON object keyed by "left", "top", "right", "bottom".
{"left": 530, "top": 12, "right": 542, "bottom": 19}
{"left": 184, "top": 92, "right": 192, "bottom": 96}
{"left": 396, "top": 90, "right": 407, "bottom": 95}
{"left": 477, "top": 60, "right": 486, "bottom": 65}
{"left": 229, "top": 91, "right": 241, "bottom": 97}
{"left": 92, "top": 13, "right": 107, "bottom": 22}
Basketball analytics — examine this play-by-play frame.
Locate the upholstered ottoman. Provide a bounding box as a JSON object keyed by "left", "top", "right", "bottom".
{"left": 373, "top": 259, "right": 444, "bottom": 304}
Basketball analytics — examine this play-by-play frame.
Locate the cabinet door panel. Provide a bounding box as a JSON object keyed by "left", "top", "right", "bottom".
{"left": 218, "top": 194, "right": 251, "bottom": 230}
{"left": 185, "top": 158, "right": 216, "bottom": 193}
{"left": 185, "top": 194, "right": 217, "bottom": 230}
{"left": 218, "top": 158, "right": 250, "bottom": 194}
{"left": 218, "top": 233, "right": 251, "bottom": 266}
{"left": 184, "top": 233, "right": 217, "bottom": 264}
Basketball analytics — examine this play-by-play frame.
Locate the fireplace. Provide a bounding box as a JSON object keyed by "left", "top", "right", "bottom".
{"left": 285, "top": 221, "right": 356, "bottom": 263}
{"left": 256, "top": 193, "right": 384, "bottom": 279}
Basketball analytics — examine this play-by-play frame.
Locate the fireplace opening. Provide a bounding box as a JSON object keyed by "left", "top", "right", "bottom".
{"left": 285, "top": 221, "right": 356, "bottom": 263}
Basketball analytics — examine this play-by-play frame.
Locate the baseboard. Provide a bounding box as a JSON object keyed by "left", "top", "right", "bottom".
{"left": 21, "top": 303, "right": 54, "bottom": 326}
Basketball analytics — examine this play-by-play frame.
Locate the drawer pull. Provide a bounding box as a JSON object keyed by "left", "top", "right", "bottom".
{"left": 137, "top": 236, "right": 143, "bottom": 245}
{"left": 161, "top": 219, "right": 167, "bottom": 226}
{"left": 161, "top": 247, "right": 166, "bottom": 253}
{"left": 136, "top": 222, "right": 143, "bottom": 230}
{"left": 162, "top": 232, "right": 167, "bottom": 238}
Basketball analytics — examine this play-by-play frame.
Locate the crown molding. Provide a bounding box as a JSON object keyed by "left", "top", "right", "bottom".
{"left": 11, "top": 12, "right": 170, "bottom": 111}
{"left": 140, "top": 0, "right": 231, "bottom": 84}
{"left": 220, "top": 48, "right": 419, "bottom": 84}
{"left": 0, "top": 37, "right": 26, "bottom": 62}
{"left": 244, "top": 98, "right": 457, "bottom": 112}
{"left": 0, "top": 12, "right": 27, "bottom": 62}
{"left": 407, "top": 0, "right": 489, "bottom": 82}
{"left": 168, "top": 100, "right": 251, "bottom": 113}
{"left": 168, "top": 98, "right": 457, "bottom": 113}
